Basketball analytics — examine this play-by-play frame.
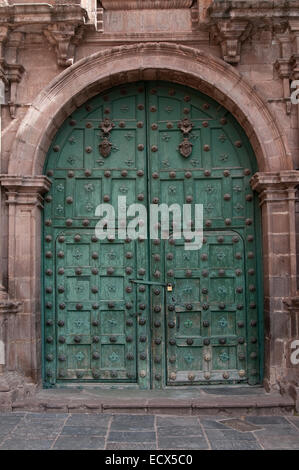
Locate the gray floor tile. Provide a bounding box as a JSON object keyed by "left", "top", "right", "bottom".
{"left": 157, "top": 425, "right": 203, "bottom": 437}
{"left": 11, "top": 422, "right": 64, "bottom": 438}
{"left": 253, "top": 425, "right": 299, "bottom": 437}
{"left": 24, "top": 413, "right": 68, "bottom": 420}
{"left": 110, "top": 415, "right": 155, "bottom": 431}
{"left": 0, "top": 424, "right": 19, "bottom": 436}
{"left": 108, "top": 431, "right": 156, "bottom": 442}
{"left": 0, "top": 415, "right": 24, "bottom": 426}
{"left": 66, "top": 414, "right": 111, "bottom": 426}
{"left": 205, "top": 429, "right": 257, "bottom": 441}
{"left": 0, "top": 438, "right": 54, "bottom": 450}
{"left": 156, "top": 416, "right": 199, "bottom": 427}
{"left": 246, "top": 416, "right": 289, "bottom": 425}
{"left": 158, "top": 436, "right": 209, "bottom": 450}
{"left": 106, "top": 442, "right": 157, "bottom": 450}
{"left": 257, "top": 436, "right": 299, "bottom": 450}
{"left": 286, "top": 417, "right": 299, "bottom": 429}
{"left": 61, "top": 425, "right": 107, "bottom": 436}
{"left": 199, "top": 418, "right": 230, "bottom": 429}
{"left": 53, "top": 436, "right": 105, "bottom": 450}
{"left": 219, "top": 418, "right": 262, "bottom": 432}
{"left": 211, "top": 440, "right": 263, "bottom": 450}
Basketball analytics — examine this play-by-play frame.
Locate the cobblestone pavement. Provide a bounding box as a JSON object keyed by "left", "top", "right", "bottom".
{"left": 0, "top": 413, "right": 298, "bottom": 450}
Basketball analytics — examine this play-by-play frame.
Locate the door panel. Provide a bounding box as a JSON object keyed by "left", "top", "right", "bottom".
{"left": 43, "top": 81, "right": 261, "bottom": 388}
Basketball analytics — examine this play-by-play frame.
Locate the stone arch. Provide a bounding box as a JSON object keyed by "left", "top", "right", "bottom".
{"left": 8, "top": 42, "right": 292, "bottom": 176}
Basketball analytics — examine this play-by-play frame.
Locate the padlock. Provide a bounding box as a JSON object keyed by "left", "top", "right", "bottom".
{"left": 167, "top": 283, "right": 173, "bottom": 292}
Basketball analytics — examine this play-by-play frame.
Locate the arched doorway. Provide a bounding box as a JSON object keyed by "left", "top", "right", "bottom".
{"left": 42, "top": 81, "right": 262, "bottom": 389}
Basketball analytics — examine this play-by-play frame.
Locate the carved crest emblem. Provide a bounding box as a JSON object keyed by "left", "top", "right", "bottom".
{"left": 177, "top": 117, "right": 194, "bottom": 159}
{"left": 99, "top": 118, "right": 115, "bottom": 135}
{"left": 99, "top": 137, "right": 112, "bottom": 158}
{"left": 98, "top": 118, "right": 115, "bottom": 158}
{"left": 179, "top": 137, "right": 193, "bottom": 158}
{"left": 178, "top": 118, "right": 193, "bottom": 135}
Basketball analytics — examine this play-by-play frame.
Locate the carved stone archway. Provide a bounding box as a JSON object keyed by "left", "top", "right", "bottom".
{"left": 1, "top": 43, "right": 297, "bottom": 394}
{"left": 8, "top": 42, "right": 292, "bottom": 175}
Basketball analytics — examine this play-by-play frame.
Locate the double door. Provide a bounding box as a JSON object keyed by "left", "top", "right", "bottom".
{"left": 43, "top": 82, "right": 260, "bottom": 388}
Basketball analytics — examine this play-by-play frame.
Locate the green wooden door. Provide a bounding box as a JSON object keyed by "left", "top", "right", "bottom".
{"left": 43, "top": 82, "right": 262, "bottom": 389}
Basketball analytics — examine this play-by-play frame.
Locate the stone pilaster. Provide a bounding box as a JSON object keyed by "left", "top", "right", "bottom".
{"left": 0, "top": 176, "right": 51, "bottom": 382}
{"left": 251, "top": 171, "right": 299, "bottom": 391}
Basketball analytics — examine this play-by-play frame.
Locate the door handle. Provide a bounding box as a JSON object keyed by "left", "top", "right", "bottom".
{"left": 129, "top": 279, "right": 174, "bottom": 291}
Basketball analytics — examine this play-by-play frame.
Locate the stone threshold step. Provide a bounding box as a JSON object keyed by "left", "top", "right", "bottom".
{"left": 8, "top": 394, "right": 295, "bottom": 415}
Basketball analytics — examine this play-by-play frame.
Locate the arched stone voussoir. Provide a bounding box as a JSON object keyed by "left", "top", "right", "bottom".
{"left": 8, "top": 42, "right": 292, "bottom": 175}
